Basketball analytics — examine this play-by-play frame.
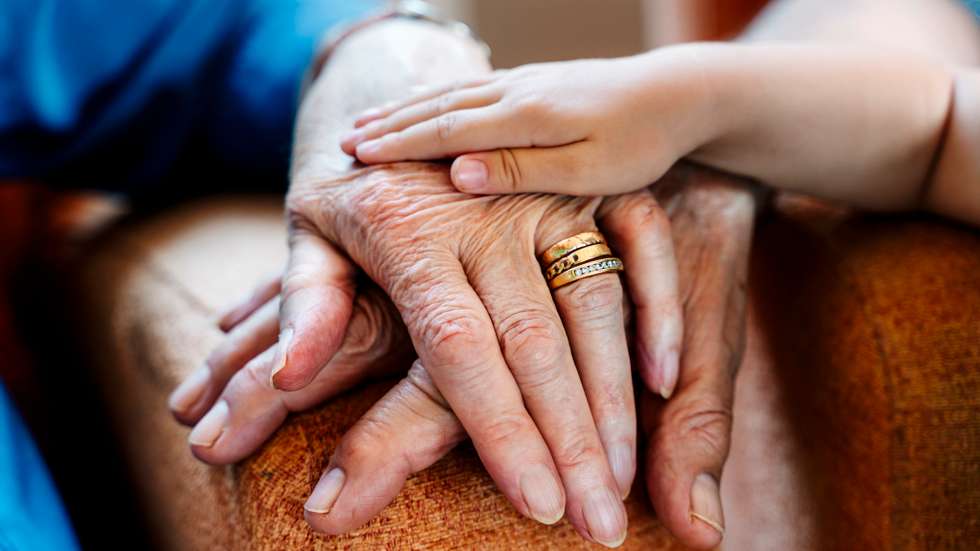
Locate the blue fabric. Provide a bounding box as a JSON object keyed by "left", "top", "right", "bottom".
{"left": 0, "top": 0, "right": 377, "bottom": 190}
{"left": 0, "top": 384, "right": 79, "bottom": 551}
{"left": 964, "top": 0, "right": 980, "bottom": 18}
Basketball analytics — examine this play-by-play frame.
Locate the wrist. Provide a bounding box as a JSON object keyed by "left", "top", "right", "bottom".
{"left": 307, "top": 9, "right": 490, "bottom": 96}
{"left": 292, "top": 19, "right": 492, "bottom": 185}
{"left": 640, "top": 43, "right": 742, "bottom": 162}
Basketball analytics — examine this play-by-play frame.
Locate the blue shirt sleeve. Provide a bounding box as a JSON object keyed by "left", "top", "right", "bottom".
{"left": 0, "top": 383, "right": 80, "bottom": 551}
{"left": 964, "top": 0, "right": 980, "bottom": 18}
{"left": 0, "top": 0, "right": 378, "bottom": 191}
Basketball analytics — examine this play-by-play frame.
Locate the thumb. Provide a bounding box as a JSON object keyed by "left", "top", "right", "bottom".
{"left": 642, "top": 165, "right": 754, "bottom": 549}
{"left": 304, "top": 361, "right": 466, "bottom": 535}
{"left": 642, "top": 370, "right": 734, "bottom": 550}
{"left": 641, "top": 250, "right": 746, "bottom": 549}
{"left": 270, "top": 228, "right": 356, "bottom": 391}
{"left": 451, "top": 142, "right": 632, "bottom": 196}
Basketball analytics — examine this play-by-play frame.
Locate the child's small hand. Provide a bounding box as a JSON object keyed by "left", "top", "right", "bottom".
{"left": 341, "top": 50, "right": 715, "bottom": 196}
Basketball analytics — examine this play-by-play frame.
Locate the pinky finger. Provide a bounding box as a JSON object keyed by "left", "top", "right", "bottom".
{"left": 598, "top": 192, "right": 683, "bottom": 399}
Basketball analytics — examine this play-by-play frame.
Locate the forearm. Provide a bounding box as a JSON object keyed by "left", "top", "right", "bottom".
{"left": 925, "top": 69, "right": 980, "bottom": 225}
{"left": 291, "top": 19, "right": 490, "bottom": 186}
{"left": 684, "top": 43, "right": 954, "bottom": 212}
{"left": 742, "top": 0, "right": 980, "bottom": 65}
{"left": 727, "top": 0, "right": 980, "bottom": 223}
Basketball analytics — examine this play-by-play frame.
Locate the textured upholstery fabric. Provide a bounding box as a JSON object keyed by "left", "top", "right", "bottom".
{"left": 748, "top": 204, "right": 980, "bottom": 549}
{"left": 74, "top": 196, "right": 980, "bottom": 549}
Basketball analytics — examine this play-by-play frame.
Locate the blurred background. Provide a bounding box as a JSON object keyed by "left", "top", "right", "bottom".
{"left": 431, "top": 0, "right": 648, "bottom": 66}
{"left": 429, "top": 0, "right": 764, "bottom": 66}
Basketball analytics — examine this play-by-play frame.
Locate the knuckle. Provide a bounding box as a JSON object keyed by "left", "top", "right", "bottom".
{"left": 480, "top": 413, "right": 532, "bottom": 448}
{"left": 435, "top": 92, "right": 453, "bottom": 115}
{"left": 514, "top": 95, "right": 549, "bottom": 120}
{"left": 340, "top": 418, "right": 390, "bottom": 466}
{"left": 496, "top": 149, "right": 524, "bottom": 191}
{"left": 436, "top": 113, "right": 457, "bottom": 142}
{"left": 513, "top": 95, "right": 564, "bottom": 143}
{"left": 415, "top": 305, "right": 491, "bottom": 367}
{"left": 552, "top": 433, "right": 605, "bottom": 472}
{"left": 661, "top": 398, "right": 733, "bottom": 459}
{"left": 498, "top": 309, "right": 566, "bottom": 373}
{"left": 382, "top": 389, "right": 460, "bottom": 474}
{"left": 624, "top": 196, "right": 671, "bottom": 236}
{"left": 348, "top": 368, "right": 460, "bottom": 477}
{"left": 558, "top": 275, "right": 623, "bottom": 327}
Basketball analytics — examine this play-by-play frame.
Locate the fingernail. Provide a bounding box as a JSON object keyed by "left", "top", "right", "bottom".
{"left": 660, "top": 349, "right": 679, "bottom": 400}
{"left": 341, "top": 129, "right": 365, "bottom": 149}
{"left": 269, "top": 327, "right": 293, "bottom": 389}
{"left": 168, "top": 366, "right": 210, "bottom": 415}
{"left": 355, "top": 140, "right": 381, "bottom": 158}
{"left": 607, "top": 442, "right": 635, "bottom": 499}
{"left": 690, "top": 473, "right": 725, "bottom": 536}
{"left": 355, "top": 107, "right": 382, "bottom": 123}
{"left": 583, "top": 487, "right": 628, "bottom": 548}
{"left": 452, "top": 159, "right": 488, "bottom": 192}
{"left": 188, "top": 400, "right": 228, "bottom": 447}
{"left": 305, "top": 468, "right": 346, "bottom": 514}
{"left": 519, "top": 465, "right": 565, "bottom": 525}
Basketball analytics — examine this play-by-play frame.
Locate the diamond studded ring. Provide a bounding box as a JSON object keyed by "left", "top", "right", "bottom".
{"left": 546, "top": 257, "right": 624, "bottom": 290}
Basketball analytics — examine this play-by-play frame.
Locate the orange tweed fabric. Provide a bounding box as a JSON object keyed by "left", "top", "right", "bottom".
{"left": 749, "top": 203, "right": 980, "bottom": 549}
{"left": 74, "top": 197, "right": 980, "bottom": 549}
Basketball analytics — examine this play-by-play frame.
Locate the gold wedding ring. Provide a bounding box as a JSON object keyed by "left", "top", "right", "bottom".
{"left": 539, "top": 231, "right": 624, "bottom": 291}
{"left": 547, "top": 257, "right": 624, "bottom": 290}
{"left": 545, "top": 243, "right": 613, "bottom": 280}
{"left": 539, "top": 231, "right": 605, "bottom": 266}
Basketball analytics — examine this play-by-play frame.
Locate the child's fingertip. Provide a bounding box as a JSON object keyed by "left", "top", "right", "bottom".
{"left": 355, "top": 140, "right": 382, "bottom": 161}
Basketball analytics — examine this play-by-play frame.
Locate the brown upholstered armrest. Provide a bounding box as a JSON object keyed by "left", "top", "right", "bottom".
{"left": 747, "top": 203, "right": 980, "bottom": 548}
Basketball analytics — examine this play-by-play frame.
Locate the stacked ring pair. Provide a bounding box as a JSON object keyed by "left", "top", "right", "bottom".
{"left": 539, "top": 231, "right": 624, "bottom": 290}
